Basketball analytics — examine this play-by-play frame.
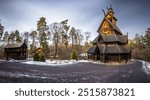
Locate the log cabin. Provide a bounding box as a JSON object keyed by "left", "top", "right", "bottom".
{"left": 4, "top": 41, "right": 27, "bottom": 60}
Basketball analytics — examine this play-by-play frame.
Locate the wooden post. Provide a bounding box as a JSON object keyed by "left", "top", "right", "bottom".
{"left": 119, "top": 54, "right": 121, "bottom": 63}
{"left": 100, "top": 54, "right": 101, "bottom": 61}
{"left": 6, "top": 53, "right": 8, "bottom": 60}
{"left": 125, "top": 54, "right": 128, "bottom": 63}
{"left": 103, "top": 54, "right": 106, "bottom": 63}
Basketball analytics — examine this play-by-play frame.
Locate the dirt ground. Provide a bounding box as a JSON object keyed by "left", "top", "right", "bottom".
{"left": 0, "top": 60, "right": 150, "bottom": 83}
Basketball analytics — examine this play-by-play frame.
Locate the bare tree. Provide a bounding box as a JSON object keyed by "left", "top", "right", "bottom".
{"left": 84, "top": 32, "right": 91, "bottom": 43}
{"left": 49, "top": 22, "right": 63, "bottom": 58}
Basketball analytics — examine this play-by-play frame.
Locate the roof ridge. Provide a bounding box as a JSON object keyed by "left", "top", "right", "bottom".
{"left": 116, "top": 44, "right": 121, "bottom": 53}
{"left": 100, "top": 33, "right": 106, "bottom": 42}
{"left": 113, "top": 32, "right": 119, "bottom": 41}
{"left": 104, "top": 17, "right": 122, "bottom": 35}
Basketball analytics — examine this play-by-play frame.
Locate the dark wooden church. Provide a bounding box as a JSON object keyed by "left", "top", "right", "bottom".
{"left": 87, "top": 7, "right": 131, "bottom": 63}
{"left": 4, "top": 41, "right": 27, "bottom": 60}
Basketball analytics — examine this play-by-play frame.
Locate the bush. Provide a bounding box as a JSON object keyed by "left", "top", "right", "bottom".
{"left": 70, "top": 50, "right": 78, "bottom": 60}
{"left": 33, "top": 53, "right": 39, "bottom": 61}
{"left": 39, "top": 55, "right": 45, "bottom": 62}
{"left": 33, "top": 53, "right": 45, "bottom": 62}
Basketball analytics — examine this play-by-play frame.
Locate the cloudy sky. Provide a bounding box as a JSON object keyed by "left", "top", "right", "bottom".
{"left": 0, "top": 0, "right": 150, "bottom": 40}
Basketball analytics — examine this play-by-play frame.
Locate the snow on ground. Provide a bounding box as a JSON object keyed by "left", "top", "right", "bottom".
{"left": 1, "top": 58, "right": 135, "bottom": 66}
{"left": 22, "top": 60, "right": 91, "bottom": 66}
{"left": 0, "top": 59, "right": 5, "bottom": 62}
{"left": 140, "top": 60, "right": 150, "bottom": 74}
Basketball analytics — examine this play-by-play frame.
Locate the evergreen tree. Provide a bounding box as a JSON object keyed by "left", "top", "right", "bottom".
{"left": 23, "top": 32, "right": 30, "bottom": 46}
{"left": 69, "top": 27, "right": 76, "bottom": 48}
{"left": 60, "top": 19, "right": 70, "bottom": 58}
{"left": 143, "top": 28, "right": 150, "bottom": 50}
{"left": 37, "top": 17, "right": 49, "bottom": 58}
{"left": 9, "top": 31, "right": 15, "bottom": 44}
{"left": 29, "top": 30, "right": 37, "bottom": 56}
{"left": 70, "top": 50, "right": 78, "bottom": 60}
{"left": 2, "top": 31, "right": 9, "bottom": 44}
{"left": 14, "top": 30, "right": 22, "bottom": 43}
{"left": 0, "top": 21, "right": 4, "bottom": 41}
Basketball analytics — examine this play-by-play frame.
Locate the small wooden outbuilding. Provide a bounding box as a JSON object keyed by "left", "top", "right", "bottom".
{"left": 4, "top": 42, "right": 27, "bottom": 60}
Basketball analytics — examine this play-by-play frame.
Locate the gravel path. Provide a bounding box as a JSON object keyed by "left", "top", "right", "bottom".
{"left": 0, "top": 60, "right": 150, "bottom": 83}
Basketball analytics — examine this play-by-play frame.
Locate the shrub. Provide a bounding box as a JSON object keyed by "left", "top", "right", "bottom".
{"left": 39, "top": 55, "right": 45, "bottom": 62}
{"left": 33, "top": 53, "right": 39, "bottom": 61}
{"left": 70, "top": 50, "right": 78, "bottom": 60}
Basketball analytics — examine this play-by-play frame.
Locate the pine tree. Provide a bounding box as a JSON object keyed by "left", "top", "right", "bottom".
{"left": 14, "top": 30, "right": 22, "bottom": 43}
{"left": 69, "top": 27, "right": 76, "bottom": 49}
{"left": 2, "top": 31, "right": 9, "bottom": 44}
{"left": 37, "top": 17, "right": 49, "bottom": 58}
{"left": 0, "top": 21, "right": 4, "bottom": 41}
{"left": 29, "top": 31, "right": 37, "bottom": 56}
{"left": 60, "top": 19, "right": 70, "bottom": 58}
{"left": 9, "top": 32, "right": 15, "bottom": 44}
{"left": 70, "top": 50, "right": 78, "bottom": 60}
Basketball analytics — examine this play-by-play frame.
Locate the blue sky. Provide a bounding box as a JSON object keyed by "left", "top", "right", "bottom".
{"left": 0, "top": 0, "right": 150, "bottom": 40}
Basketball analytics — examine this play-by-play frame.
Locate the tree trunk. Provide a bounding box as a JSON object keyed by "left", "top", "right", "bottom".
{"left": 54, "top": 37, "right": 58, "bottom": 59}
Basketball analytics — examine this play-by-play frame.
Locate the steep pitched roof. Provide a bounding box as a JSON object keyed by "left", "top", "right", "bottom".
{"left": 98, "top": 33, "right": 128, "bottom": 44}
{"left": 104, "top": 17, "right": 122, "bottom": 34}
{"left": 87, "top": 45, "right": 99, "bottom": 54}
{"left": 119, "top": 35, "right": 128, "bottom": 44}
{"left": 99, "top": 44, "right": 130, "bottom": 54}
{"left": 92, "top": 35, "right": 99, "bottom": 44}
{"left": 97, "top": 7, "right": 123, "bottom": 35}
{"left": 4, "top": 42, "right": 27, "bottom": 49}
{"left": 97, "top": 17, "right": 122, "bottom": 34}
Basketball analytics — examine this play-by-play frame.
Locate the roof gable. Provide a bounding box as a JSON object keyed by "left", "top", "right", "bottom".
{"left": 97, "top": 8, "right": 122, "bottom": 35}
{"left": 97, "top": 17, "right": 122, "bottom": 35}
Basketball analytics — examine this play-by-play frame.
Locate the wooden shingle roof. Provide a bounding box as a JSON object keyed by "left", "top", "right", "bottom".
{"left": 87, "top": 45, "right": 99, "bottom": 54}
{"left": 92, "top": 33, "right": 128, "bottom": 44}
{"left": 104, "top": 17, "right": 122, "bottom": 34}
{"left": 92, "top": 34, "right": 100, "bottom": 44}
{"left": 99, "top": 44, "right": 130, "bottom": 54}
{"left": 4, "top": 42, "right": 27, "bottom": 49}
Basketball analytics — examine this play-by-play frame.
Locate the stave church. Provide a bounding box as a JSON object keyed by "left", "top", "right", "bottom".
{"left": 87, "top": 7, "right": 131, "bottom": 63}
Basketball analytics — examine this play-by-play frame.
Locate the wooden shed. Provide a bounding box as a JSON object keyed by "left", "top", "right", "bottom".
{"left": 4, "top": 42, "right": 27, "bottom": 60}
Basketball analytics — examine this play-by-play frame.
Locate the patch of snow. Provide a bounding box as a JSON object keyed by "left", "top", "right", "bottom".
{"left": 140, "top": 60, "right": 150, "bottom": 75}
{"left": 0, "top": 59, "right": 5, "bottom": 62}
{"left": 21, "top": 59, "right": 93, "bottom": 66}
{"left": 78, "top": 60, "right": 92, "bottom": 63}
{"left": 7, "top": 59, "right": 26, "bottom": 62}
{"left": 80, "top": 53, "right": 87, "bottom": 57}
